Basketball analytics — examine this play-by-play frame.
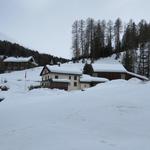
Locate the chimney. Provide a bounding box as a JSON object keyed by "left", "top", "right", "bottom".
{"left": 57, "top": 62, "right": 61, "bottom": 67}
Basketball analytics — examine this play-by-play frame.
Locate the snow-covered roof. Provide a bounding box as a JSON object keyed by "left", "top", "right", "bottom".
{"left": 46, "top": 65, "right": 82, "bottom": 75}
{"left": 126, "top": 71, "right": 149, "bottom": 81}
{"left": 80, "top": 74, "right": 109, "bottom": 83}
{"left": 3, "top": 56, "right": 34, "bottom": 63}
{"left": 92, "top": 63, "right": 127, "bottom": 73}
{"left": 52, "top": 79, "right": 70, "bottom": 83}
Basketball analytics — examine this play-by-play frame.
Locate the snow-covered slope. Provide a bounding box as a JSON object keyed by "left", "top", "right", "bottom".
{"left": 0, "top": 66, "right": 150, "bottom": 150}
{"left": 0, "top": 67, "right": 42, "bottom": 92}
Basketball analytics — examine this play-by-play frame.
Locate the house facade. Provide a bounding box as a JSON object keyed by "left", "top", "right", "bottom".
{"left": 40, "top": 65, "right": 82, "bottom": 91}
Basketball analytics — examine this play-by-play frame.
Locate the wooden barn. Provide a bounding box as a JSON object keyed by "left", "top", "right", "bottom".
{"left": 85, "top": 63, "right": 148, "bottom": 81}
{"left": 3, "top": 56, "right": 38, "bottom": 71}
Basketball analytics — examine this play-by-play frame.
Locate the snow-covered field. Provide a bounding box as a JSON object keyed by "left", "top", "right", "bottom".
{"left": 0, "top": 65, "right": 150, "bottom": 150}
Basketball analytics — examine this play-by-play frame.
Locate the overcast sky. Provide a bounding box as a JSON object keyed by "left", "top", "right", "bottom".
{"left": 0, "top": 0, "right": 149, "bottom": 58}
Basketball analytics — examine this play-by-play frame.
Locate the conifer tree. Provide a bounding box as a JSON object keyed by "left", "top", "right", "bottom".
{"left": 114, "top": 18, "right": 122, "bottom": 58}
{"left": 72, "top": 20, "right": 80, "bottom": 59}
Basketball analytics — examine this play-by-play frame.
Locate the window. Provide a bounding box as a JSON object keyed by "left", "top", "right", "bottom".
{"left": 74, "top": 76, "right": 77, "bottom": 80}
{"left": 74, "top": 82, "right": 77, "bottom": 87}
{"left": 69, "top": 76, "right": 71, "bottom": 79}
{"left": 55, "top": 75, "right": 58, "bottom": 79}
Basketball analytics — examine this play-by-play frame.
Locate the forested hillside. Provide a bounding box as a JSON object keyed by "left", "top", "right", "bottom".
{"left": 71, "top": 18, "right": 150, "bottom": 78}
{"left": 0, "top": 40, "right": 69, "bottom": 66}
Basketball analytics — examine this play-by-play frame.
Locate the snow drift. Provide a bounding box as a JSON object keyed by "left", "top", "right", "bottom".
{"left": 0, "top": 66, "right": 150, "bottom": 150}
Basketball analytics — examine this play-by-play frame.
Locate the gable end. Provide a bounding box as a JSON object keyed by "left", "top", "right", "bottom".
{"left": 40, "top": 66, "right": 50, "bottom": 76}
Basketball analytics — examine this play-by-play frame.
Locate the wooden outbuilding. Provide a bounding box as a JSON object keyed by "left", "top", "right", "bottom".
{"left": 3, "top": 56, "right": 38, "bottom": 71}
{"left": 83, "top": 63, "right": 148, "bottom": 81}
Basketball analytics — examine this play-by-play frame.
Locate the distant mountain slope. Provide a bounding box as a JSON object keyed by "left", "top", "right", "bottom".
{"left": 0, "top": 40, "right": 69, "bottom": 66}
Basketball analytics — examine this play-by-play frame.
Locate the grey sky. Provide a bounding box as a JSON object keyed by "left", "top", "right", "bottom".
{"left": 0, "top": 0, "right": 149, "bottom": 58}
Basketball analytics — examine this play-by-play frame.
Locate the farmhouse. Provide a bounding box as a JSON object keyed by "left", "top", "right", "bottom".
{"left": 40, "top": 60, "right": 148, "bottom": 91}
{"left": 3, "top": 56, "right": 38, "bottom": 71}
{"left": 40, "top": 65, "right": 82, "bottom": 91}
{"left": 40, "top": 65, "right": 108, "bottom": 91}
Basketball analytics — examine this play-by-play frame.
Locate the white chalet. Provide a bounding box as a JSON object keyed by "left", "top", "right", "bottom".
{"left": 40, "top": 65, "right": 82, "bottom": 91}
{"left": 40, "top": 65, "right": 108, "bottom": 91}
